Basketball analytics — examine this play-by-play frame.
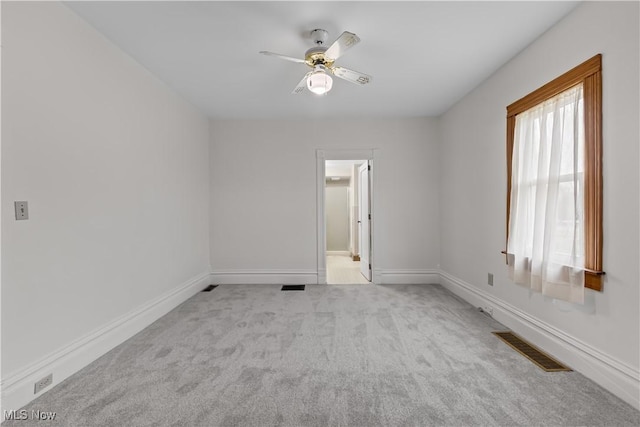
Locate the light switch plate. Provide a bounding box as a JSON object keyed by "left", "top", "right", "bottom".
{"left": 15, "top": 201, "right": 29, "bottom": 220}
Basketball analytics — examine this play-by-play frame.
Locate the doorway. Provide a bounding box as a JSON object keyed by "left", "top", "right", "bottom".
{"left": 317, "top": 149, "right": 376, "bottom": 285}
{"left": 325, "top": 160, "right": 369, "bottom": 284}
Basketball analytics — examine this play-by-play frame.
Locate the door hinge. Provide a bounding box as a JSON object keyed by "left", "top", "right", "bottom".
{"left": 369, "top": 263, "right": 371, "bottom": 270}
{"left": 368, "top": 164, "right": 371, "bottom": 171}
{"left": 368, "top": 213, "right": 371, "bottom": 220}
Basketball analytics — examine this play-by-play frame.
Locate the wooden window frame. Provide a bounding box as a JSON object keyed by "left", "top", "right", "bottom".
{"left": 506, "top": 54, "right": 604, "bottom": 291}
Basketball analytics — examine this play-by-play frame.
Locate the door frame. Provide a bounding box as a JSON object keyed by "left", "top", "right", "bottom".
{"left": 358, "top": 162, "right": 371, "bottom": 281}
{"left": 316, "top": 149, "right": 379, "bottom": 284}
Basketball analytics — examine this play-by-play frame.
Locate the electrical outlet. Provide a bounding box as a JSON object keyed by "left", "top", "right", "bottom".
{"left": 478, "top": 306, "right": 494, "bottom": 317}
{"left": 488, "top": 273, "right": 494, "bottom": 286}
{"left": 34, "top": 373, "right": 53, "bottom": 394}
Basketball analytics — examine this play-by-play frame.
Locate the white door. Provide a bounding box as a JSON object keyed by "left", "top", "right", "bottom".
{"left": 358, "top": 162, "right": 371, "bottom": 281}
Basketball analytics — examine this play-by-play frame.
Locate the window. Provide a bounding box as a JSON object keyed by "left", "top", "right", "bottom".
{"left": 506, "top": 54, "right": 603, "bottom": 297}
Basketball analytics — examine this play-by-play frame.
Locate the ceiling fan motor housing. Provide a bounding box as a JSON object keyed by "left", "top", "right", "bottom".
{"left": 305, "top": 29, "right": 332, "bottom": 66}
{"left": 304, "top": 46, "right": 333, "bottom": 67}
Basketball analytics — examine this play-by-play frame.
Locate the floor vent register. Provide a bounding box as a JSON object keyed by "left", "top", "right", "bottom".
{"left": 493, "top": 331, "right": 572, "bottom": 372}
{"left": 281, "top": 285, "right": 306, "bottom": 291}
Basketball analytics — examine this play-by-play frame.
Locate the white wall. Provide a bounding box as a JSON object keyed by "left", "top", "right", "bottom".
{"left": 325, "top": 184, "right": 350, "bottom": 252}
{"left": 438, "top": 1, "right": 639, "bottom": 407}
{"left": 1, "top": 1, "right": 210, "bottom": 412}
{"left": 209, "top": 118, "right": 440, "bottom": 283}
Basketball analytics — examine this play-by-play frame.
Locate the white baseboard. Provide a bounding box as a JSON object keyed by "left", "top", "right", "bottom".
{"left": 438, "top": 270, "right": 640, "bottom": 411}
{"left": 326, "top": 251, "right": 351, "bottom": 256}
{"left": 317, "top": 268, "right": 327, "bottom": 285}
{"left": 372, "top": 268, "right": 382, "bottom": 284}
{"left": 210, "top": 270, "right": 318, "bottom": 285}
{"left": 209, "top": 268, "right": 436, "bottom": 286}
{"left": 376, "top": 269, "right": 440, "bottom": 285}
{"left": 0, "top": 272, "right": 210, "bottom": 420}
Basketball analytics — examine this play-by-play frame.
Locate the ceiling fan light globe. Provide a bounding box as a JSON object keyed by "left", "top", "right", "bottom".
{"left": 307, "top": 72, "right": 333, "bottom": 95}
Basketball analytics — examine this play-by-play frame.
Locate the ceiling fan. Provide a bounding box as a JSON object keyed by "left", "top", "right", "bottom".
{"left": 259, "top": 29, "right": 372, "bottom": 95}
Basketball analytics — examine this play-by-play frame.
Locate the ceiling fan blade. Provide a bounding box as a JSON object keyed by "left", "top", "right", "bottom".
{"left": 292, "top": 72, "right": 312, "bottom": 94}
{"left": 259, "top": 51, "right": 306, "bottom": 64}
{"left": 331, "top": 66, "right": 372, "bottom": 85}
{"left": 324, "top": 31, "right": 361, "bottom": 61}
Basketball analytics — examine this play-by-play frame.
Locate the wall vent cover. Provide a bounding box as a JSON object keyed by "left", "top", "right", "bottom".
{"left": 493, "top": 331, "right": 571, "bottom": 372}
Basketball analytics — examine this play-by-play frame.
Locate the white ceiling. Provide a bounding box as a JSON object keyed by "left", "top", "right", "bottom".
{"left": 64, "top": 1, "right": 579, "bottom": 119}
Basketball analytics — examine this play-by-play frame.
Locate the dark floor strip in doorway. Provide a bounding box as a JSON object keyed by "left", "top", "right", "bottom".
{"left": 202, "top": 285, "right": 218, "bottom": 292}
{"left": 493, "top": 331, "right": 572, "bottom": 372}
{"left": 281, "top": 285, "right": 305, "bottom": 291}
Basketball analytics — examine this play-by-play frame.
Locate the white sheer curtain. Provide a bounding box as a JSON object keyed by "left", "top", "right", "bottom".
{"left": 507, "top": 84, "right": 585, "bottom": 304}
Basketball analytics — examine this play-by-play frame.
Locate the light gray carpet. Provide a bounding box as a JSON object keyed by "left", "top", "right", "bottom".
{"left": 4, "top": 284, "right": 639, "bottom": 426}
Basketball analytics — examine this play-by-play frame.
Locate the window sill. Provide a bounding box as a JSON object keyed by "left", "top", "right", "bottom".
{"left": 501, "top": 250, "right": 604, "bottom": 291}
{"left": 585, "top": 270, "right": 604, "bottom": 291}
